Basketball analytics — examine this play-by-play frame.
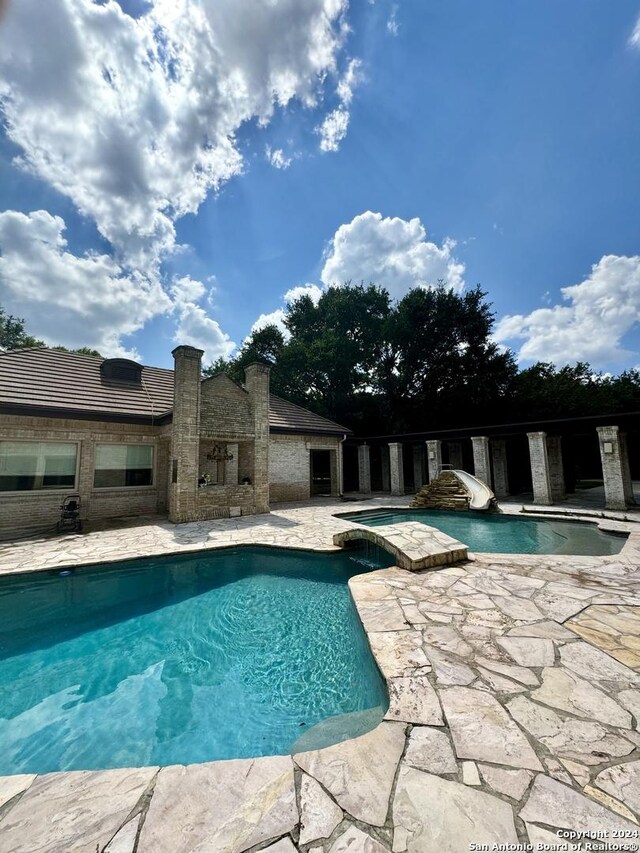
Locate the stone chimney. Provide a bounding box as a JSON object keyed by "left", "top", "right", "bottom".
{"left": 244, "top": 362, "right": 270, "bottom": 513}
{"left": 169, "top": 345, "right": 204, "bottom": 522}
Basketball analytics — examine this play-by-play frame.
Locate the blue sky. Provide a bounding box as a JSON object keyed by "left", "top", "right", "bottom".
{"left": 0, "top": 0, "right": 639, "bottom": 372}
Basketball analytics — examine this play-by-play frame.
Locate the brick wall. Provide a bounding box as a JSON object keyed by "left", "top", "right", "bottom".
{"left": 237, "top": 442, "right": 254, "bottom": 484}
{"left": 169, "top": 346, "right": 203, "bottom": 522}
{"left": 269, "top": 433, "right": 341, "bottom": 502}
{"left": 196, "top": 485, "right": 255, "bottom": 519}
{"left": 245, "top": 363, "right": 270, "bottom": 513}
{"left": 200, "top": 374, "right": 254, "bottom": 439}
{"left": 0, "top": 414, "right": 169, "bottom": 535}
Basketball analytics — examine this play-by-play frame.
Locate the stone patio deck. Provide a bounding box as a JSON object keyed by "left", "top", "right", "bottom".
{"left": 2, "top": 498, "right": 640, "bottom": 852}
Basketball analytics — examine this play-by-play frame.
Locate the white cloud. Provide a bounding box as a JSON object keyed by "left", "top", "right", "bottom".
{"left": 0, "top": 0, "right": 354, "bottom": 358}
{"left": 171, "top": 275, "right": 206, "bottom": 306}
{"left": 0, "top": 209, "right": 171, "bottom": 357}
{"left": 0, "top": 0, "right": 351, "bottom": 268}
{"left": 174, "top": 301, "right": 235, "bottom": 364}
{"left": 387, "top": 4, "right": 399, "bottom": 36}
{"left": 248, "top": 283, "right": 323, "bottom": 339}
{"left": 246, "top": 210, "right": 465, "bottom": 336}
{"left": 265, "top": 146, "right": 292, "bottom": 170}
{"left": 316, "top": 57, "right": 361, "bottom": 152}
{"left": 320, "top": 211, "right": 465, "bottom": 298}
{"left": 494, "top": 254, "right": 640, "bottom": 369}
{"left": 250, "top": 309, "right": 288, "bottom": 336}
{"left": 170, "top": 274, "right": 234, "bottom": 363}
{"left": 317, "top": 107, "right": 350, "bottom": 152}
{"left": 336, "top": 58, "right": 363, "bottom": 106}
{"left": 629, "top": 14, "right": 640, "bottom": 48}
{"left": 284, "top": 283, "right": 323, "bottom": 304}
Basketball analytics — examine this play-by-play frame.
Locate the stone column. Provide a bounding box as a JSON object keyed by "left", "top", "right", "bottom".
{"left": 597, "top": 426, "right": 634, "bottom": 510}
{"left": 412, "top": 445, "right": 425, "bottom": 492}
{"left": 491, "top": 440, "right": 509, "bottom": 498}
{"left": 546, "top": 435, "right": 565, "bottom": 501}
{"left": 471, "top": 436, "right": 491, "bottom": 486}
{"left": 527, "top": 431, "right": 553, "bottom": 506}
{"left": 381, "top": 446, "right": 391, "bottom": 492}
{"left": 426, "top": 440, "right": 442, "bottom": 483}
{"left": 337, "top": 441, "right": 345, "bottom": 496}
{"left": 389, "top": 442, "right": 405, "bottom": 496}
{"left": 169, "top": 345, "right": 204, "bottom": 522}
{"left": 329, "top": 449, "right": 339, "bottom": 497}
{"left": 358, "top": 444, "right": 371, "bottom": 494}
{"left": 245, "top": 362, "right": 271, "bottom": 513}
{"left": 448, "top": 442, "right": 464, "bottom": 470}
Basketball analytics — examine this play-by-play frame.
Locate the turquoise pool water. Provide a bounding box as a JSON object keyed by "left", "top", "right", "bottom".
{"left": 0, "top": 547, "right": 391, "bottom": 776}
{"left": 336, "top": 509, "right": 626, "bottom": 556}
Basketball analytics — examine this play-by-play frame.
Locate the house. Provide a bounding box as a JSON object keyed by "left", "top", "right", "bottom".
{"left": 0, "top": 346, "right": 350, "bottom": 536}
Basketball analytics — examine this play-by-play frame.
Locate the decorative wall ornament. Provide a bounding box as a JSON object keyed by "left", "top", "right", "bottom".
{"left": 206, "top": 444, "right": 234, "bottom": 463}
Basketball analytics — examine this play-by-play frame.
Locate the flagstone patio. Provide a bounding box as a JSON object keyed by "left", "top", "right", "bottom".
{"left": 2, "top": 498, "right": 640, "bottom": 852}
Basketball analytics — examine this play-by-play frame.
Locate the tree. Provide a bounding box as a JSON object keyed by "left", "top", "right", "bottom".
{"left": 0, "top": 307, "right": 44, "bottom": 350}
{"left": 202, "top": 355, "right": 233, "bottom": 378}
{"left": 203, "top": 325, "right": 286, "bottom": 387}
{"left": 509, "top": 362, "right": 640, "bottom": 420}
{"left": 205, "top": 284, "right": 520, "bottom": 433}
{"left": 52, "top": 345, "right": 103, "bottom": 358}
{"left": 277, "top": 284, "right": 393, "bottom": 428}
{"left": 380, "top": 285, "right": 517, "bottom": 430}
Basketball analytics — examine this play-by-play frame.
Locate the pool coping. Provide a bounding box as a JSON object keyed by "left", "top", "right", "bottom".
{"left": 0, "top": 497, "right": 637, "bottom": 580}
{"left": 2, "top": 497, "right": 640, "bottom": 851}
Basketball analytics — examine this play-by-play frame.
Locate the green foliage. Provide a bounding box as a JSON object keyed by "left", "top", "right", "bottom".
{"left": 216, "top": 283, "right": 519, "bottom": 432}
{"left": 511, "top": 362, "right": 640, "bottom": 419}
{"left": 202, "top": 325, "right": 286, "bottom": 388}
{"left": 202, "top": 355, "right": 233, "bottom": 378}
{"left": 0, "top": 308, "right": 44, "bottom": 350}
{"left": 52, "top": 345, "right": 103, "bottom": 357}
{"left": 384, "top": 285, "right": 517, "bottom": 429}
{"left": 221, "top": 283, "right": 640, "bottom": 433}
{"left": 278, "top": 284, "right": 392, "bottom": 419}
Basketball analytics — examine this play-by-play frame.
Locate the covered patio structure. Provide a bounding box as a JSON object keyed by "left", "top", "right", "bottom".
{"left": 344, "top": 412, "right": 640, "bottom": 512}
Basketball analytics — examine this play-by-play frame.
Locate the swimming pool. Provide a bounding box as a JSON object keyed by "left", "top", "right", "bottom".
{"left": 336, "top": 508, "right": 627, "bottom": 556}
{"left": 0, "top": 546, "right": 390, "bottom": 776}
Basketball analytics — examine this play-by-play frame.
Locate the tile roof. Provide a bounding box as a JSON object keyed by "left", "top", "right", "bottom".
{"left": 0, "top": 348, "right": 351, "bottom": 434}
{"left": 268, "top": 394, "right": 351, "bottom": 435}
{"left": 0, "top": 347, "right": 174, "bottom": 419}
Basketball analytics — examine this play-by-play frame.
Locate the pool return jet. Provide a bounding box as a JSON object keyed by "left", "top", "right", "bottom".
{"left": 411, "top": 466, "right": 497, "bottom": 512}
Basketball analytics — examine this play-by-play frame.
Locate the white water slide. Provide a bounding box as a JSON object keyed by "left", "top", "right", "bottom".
{"left": 451, "top": 469, "right": 496, "bottom": 511}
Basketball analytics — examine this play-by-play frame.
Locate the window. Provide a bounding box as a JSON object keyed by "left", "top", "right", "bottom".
{"left": 0, "top": 442, "right": 77, "bottom": 492}
{"left": 94, "top": 444, "right": 153, "bottom": 488}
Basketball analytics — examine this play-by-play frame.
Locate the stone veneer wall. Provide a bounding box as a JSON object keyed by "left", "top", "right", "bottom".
{"left": 0, "top": 413, "right": 169, "bottom": 535}
{"left": 269, "top": 433, "right": 341, "bottom": 502}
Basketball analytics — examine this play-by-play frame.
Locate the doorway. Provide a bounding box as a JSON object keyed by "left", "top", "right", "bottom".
{"left": 310, "top": 449, "right": 332, "bottom": 496}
